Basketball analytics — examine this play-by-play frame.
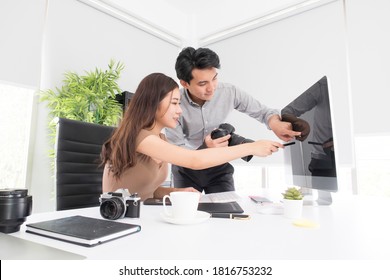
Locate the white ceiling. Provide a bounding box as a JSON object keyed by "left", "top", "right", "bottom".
{"left": 106, "top": 0, "right": 304, "bottom": 44}
{"left": 161, "top": 0, "right": 299, "bottom": 14}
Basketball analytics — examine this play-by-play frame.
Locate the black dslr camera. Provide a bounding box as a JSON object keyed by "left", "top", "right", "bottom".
{"left": 0, "top": 188, "right": 32, "bottom": 233}
{"left": 210, "top": 123, "right": 254, "bottom": 162}
{"left": 99, "top": 189, "right": 140, "bottom": 220}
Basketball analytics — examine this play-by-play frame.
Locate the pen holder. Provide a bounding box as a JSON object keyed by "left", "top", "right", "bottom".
{"left": 283, "top": 199, "right": 303, "bottom": 219}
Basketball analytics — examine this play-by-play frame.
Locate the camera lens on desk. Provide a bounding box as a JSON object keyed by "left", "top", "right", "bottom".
{"left": 0, "top": 188, "right": 32, "bottom": 233}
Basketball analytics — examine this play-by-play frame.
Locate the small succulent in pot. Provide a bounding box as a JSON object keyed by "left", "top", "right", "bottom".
{"left": 282, "top": 187, "right": 303, "bottom": 200}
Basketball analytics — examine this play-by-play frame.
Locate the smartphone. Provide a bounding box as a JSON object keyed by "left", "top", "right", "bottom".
{"left": 249, "top": 196, "right": 272, "bottom": 204}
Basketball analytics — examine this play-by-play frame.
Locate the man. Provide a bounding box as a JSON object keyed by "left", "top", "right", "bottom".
{"left": 165, "top": 47, "right": 300, "bottom": 194}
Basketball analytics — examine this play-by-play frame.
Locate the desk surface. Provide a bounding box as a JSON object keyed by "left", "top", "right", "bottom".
{"left": 5, "top": 193, "right": 390, "bottom": 260}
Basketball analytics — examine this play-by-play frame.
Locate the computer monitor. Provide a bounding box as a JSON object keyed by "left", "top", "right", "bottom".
{"left": 282, "top": 76, "right": 337, "bottom": 205}
{"left": 115, "top": 91, "right": 134, "bottom": 113}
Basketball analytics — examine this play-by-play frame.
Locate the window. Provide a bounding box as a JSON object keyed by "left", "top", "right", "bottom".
{"left": 355, "top": 135, "right": 390, "bottom": 197}
{"left": 0, "top": 82, "right": 35, "bottom": 189}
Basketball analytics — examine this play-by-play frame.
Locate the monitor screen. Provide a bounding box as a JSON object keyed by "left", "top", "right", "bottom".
{"left": 282, "top": 76, "right": 337, "bottom": 205}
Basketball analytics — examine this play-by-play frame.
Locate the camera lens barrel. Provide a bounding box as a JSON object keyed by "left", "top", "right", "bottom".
{"left": 0, "top": 188, "right": 32, "bottom": 233}
{"left": 218, "top": 123, "right": 235, "bottom": 134}
{"left": 211, "top": 123, "right": 235, "bottom": 140}
{"left": 100, "top": 197, "right": 126, "bottom": 220}
{"left": 210, "top": 128, "right": 228, "bottom": 139}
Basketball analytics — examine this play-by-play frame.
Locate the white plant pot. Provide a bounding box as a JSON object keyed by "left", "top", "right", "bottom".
{"left": 283, "top": 199, "right": 303, "bottom": 219}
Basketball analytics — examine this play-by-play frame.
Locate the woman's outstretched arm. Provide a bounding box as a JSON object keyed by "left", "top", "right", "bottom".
{"left": 137, "top": 134, "right": 283, "bottom": 170}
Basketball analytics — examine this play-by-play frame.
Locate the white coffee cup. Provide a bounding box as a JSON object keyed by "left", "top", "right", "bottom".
{"left": 163, "top": 192, "right": 200, "bottom": 220}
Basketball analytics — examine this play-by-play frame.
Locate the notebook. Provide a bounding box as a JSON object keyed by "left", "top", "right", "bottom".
{"left": 26, "top": 215, "right": 141, "bottom": 247}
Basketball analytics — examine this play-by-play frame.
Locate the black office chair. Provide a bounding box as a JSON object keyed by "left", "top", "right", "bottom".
{"left": 55, "top": 118, "right": 116, "bottom": 210}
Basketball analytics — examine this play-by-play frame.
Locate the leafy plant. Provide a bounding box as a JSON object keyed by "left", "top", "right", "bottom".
{"left": 40, "top": 60, "right": 124, "bottom": 145}
{"left": 40, "top": 60, "right": 124, "bottom": 157}
{"left": 282, "top": 187, "right": 303, "bottom": 200}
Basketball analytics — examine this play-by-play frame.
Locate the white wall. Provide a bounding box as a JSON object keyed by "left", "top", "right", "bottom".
{"left": 41, "top": 0, "right": 180, "bottom": 91}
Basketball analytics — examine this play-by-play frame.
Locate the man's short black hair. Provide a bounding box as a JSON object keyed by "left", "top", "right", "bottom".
{"left": 175, "top": 47, "right": 220, "bottom": 83}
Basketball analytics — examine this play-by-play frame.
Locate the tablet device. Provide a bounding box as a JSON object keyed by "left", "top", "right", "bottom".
{"left": 144, "top": 198, "right": 244, "bottom": 213}
{"left": 197, "top": 201, "right": 244, "bottom": 213}
{"left": 249, "top": 195, "right": 272, "bottom": 204}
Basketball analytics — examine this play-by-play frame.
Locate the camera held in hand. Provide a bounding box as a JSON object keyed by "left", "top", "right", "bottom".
{"left": 211, "top": 123, "right": 254, "bottom": 162}
{"left": 99, "top": 189, "right": 140, "bottom": 220}
{"left": 0, "top": 188, "right": 32, "bottom": 233}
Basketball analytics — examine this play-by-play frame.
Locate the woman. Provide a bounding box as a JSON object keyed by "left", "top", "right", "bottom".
{"left": 101, "top": 73, "right": 282, "bottom": 200}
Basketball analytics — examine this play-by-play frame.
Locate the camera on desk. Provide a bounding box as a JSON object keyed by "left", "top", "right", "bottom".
{"left": 99, "top": 189, "right": 140, "bottom": 220}
{"left": 211, "top": 123, "right": 254, "bottom": 162}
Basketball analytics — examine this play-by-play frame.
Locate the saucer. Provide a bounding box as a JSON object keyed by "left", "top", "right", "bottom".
{"left": 160, "top": 211, "right": 210, "bottom": 225}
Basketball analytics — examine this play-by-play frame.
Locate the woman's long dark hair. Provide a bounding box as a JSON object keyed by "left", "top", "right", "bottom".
{"left": 101, "top": 73, "right": 178, "bottom": 178}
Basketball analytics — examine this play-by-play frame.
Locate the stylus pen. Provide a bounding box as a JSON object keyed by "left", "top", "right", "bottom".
{"left": 211, "top": 213, "right": 250, "bottom": 220}
{"left": 283, "top": 141, "right": 296, "bottom": 147}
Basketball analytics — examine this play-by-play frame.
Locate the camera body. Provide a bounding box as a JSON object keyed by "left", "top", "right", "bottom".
{"left": 210, "top": 123, "right": 254, "bottom": 162}
{"left": 99, "top": 189, "right": 140, "bottom": 220}
{"left": 0, "top": 188, "right": 32, "bottom": 233}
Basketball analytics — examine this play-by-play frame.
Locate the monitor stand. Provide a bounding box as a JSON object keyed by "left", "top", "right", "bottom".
{"left": 303, "top": 190, "right": 333, "bottom": 206}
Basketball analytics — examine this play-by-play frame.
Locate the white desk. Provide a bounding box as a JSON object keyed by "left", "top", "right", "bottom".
{"left": 5, "top": 194, "right": 390, "bottom": 260}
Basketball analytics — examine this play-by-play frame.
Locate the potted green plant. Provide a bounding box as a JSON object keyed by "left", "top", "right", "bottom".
{"left": 282, "top": 187, "right": 303, "bottom": 200}
{"left": 282, "top": 187, "right": 304, "bottom": 219}
{"left": 40, "top": 60, "right": 124, "bottom": 155}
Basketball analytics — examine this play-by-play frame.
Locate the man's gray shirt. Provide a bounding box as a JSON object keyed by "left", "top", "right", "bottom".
{"left": 165, "top": 82, "right": 279, "bottom": 150}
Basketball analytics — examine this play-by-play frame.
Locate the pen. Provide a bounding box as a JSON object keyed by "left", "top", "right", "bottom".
{"left": 211, "top": 213, "right": 250, "bottom": 220}
{"left": 283, "top": 141, "right": 296, "bottom": 147}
